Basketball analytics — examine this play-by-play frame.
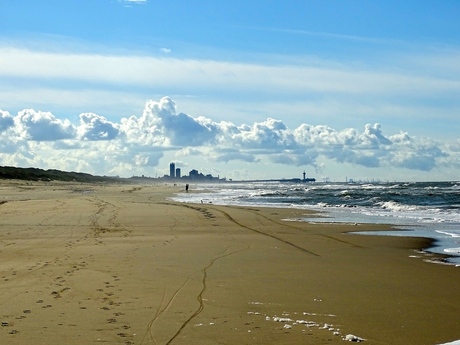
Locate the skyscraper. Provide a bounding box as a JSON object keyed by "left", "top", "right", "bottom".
{"left": 169, "top": 162, "right": 175, "bottom": 178}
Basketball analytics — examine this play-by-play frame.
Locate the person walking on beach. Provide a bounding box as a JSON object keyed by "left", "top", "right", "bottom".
{"left": 185, "top": 184, "right": 189, "bottom": 192}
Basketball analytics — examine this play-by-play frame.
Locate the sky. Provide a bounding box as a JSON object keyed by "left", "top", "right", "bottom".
{"left": 0, "top": 0, "right": 459, "bottom": 182}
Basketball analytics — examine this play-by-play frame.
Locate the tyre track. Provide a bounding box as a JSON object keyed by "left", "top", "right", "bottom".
{"left": 140, "top": 244, "right": 249, "bottom": 345}
{"left": 161, "top": 202, "right": 320, "bottom": 257}
{"left": 87, "top": 197, "right": 130, "bottom": 238}
{"left": 143, "top": 275, "right": 196, "bottom": 345}
{"left": 253, "top": 211, "right": 363, "bottom": 248}
{"left": 164, "top": 245, "right": 249, "bottom": 345}
{"left": 215, "top": 207, "right": 320, "bottom": 257}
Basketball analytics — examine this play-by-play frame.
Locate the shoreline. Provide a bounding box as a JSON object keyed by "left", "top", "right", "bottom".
{"left": 174, "top": 183, "right": 460, "bottom": 266}
{"left": 0, "top": 181, "right": 459, "bottom": 344}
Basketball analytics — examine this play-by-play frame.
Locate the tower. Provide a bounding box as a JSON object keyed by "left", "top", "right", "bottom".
{"left": 169, "top": 162, "right": 175, "bottom": 178}
{"left": 303, "top": 171, "right": 306, "bottom": 181}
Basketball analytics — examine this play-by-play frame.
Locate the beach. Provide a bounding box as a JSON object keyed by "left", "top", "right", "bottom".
{"left": 0, "top": 180, "right": 459, "bottom": 345}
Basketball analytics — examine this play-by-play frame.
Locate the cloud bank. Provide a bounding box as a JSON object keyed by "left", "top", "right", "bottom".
{"left": 0, "top": 97, "right": 458, "bottom": 179}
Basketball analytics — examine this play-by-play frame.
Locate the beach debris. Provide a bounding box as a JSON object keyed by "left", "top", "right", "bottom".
{"left": 343, "top": 334, "right": 366, "bottom": 342}
{"left": 320, "top": 323, "right": 334, "bottom": 330}
{"left": 272, "top": 316, "right": 293, "bottom": 323}
{"left": 251, "top": 309, "right": 364, "bottom": 341}
{"left": 296, "top": 320, "right": 319, "bottom": 327}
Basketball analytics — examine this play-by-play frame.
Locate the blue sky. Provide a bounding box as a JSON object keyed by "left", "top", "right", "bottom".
{"left": 0, "top": 0, "right": 459, "bottom": 181}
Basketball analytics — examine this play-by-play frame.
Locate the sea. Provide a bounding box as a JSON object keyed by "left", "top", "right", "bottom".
{"left": 171, "top": 181, "right": 460, "bottom": 266}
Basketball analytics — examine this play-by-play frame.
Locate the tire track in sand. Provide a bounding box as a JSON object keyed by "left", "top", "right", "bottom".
{"left": 140, "top": 245, "right": 249, "bottom": 345}
{"left": 161, "top": 202, "right": 320, "bottom": 257}
{"left": 252, "top": 211, "right": 364, "bottom": 249}
{"left": 164, "top": 245, "right": 249, "bottom": 345}
{"left": 215, "top": 207, "right": 320, "bottom": 257}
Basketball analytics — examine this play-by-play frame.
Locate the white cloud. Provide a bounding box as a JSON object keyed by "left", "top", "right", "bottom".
{"left": 118, "top": 0, "right": 147, "bottom": 6}
{"left": 1, "top": 47, "right": 458, "bottom": 97}
{"left": 15, "top": 109, "right": 75, "bottom": 141}
{"left": 1, "top": 97, "right": 459, "bottom": 180}
{"left": 211, "top": 148, "right": 259, "bottom": 164}
{"left": 1, "top": 44, "right": 459, "bottom": 147}
{"left": 77, "top": 113, "right": 119, "bottom": 140}
{"left": 0, "top": 110, "right": 14, "bottom": 132}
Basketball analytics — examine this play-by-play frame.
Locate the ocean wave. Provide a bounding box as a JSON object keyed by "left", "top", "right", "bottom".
{"left": 378, "top": 200, "right": 419, "bottom": 212}
{"left": 436, "top": 230, "right": 460, "bottom": 238}
{"left": 444, "top": 247, "right": 460, "bottom": 254}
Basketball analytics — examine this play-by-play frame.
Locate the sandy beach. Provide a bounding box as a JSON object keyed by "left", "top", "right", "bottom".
{"left": 0, "top": 180, "right": 459, "bottom": 345}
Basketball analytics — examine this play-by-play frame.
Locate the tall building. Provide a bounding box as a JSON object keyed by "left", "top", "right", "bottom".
{"left": 169, "top": 162, "right": 175, "bottom": 178}
{"left": 175, "top": 168, "right": 181, "bottom": 178}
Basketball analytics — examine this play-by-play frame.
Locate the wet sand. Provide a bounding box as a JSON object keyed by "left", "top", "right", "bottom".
{"left": 0, "top": 180, "right": 459, "bottom": 345}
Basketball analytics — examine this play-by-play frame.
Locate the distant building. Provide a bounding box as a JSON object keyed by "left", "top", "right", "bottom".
{"left": 169, "top": 162, "right": 175, "bottom": 178}
{"left": 189, "top": 169, "right": 199, "bottom": 179}
{"left": 160, "top": 163, "right": 225, "bottom": 182}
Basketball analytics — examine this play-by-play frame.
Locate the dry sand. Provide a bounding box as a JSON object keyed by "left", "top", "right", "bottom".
{"left": 0, "top": 180, "right": 459, "bottom": 345}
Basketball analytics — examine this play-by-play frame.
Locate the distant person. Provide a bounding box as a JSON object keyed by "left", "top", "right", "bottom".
{"left": 185, "top": 184, "right": 189, "bottom": 192}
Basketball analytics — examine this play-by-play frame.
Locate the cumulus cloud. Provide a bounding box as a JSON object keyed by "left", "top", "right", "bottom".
{"left": 77, "top": 113, "right": 119, "bottom": 140}
{"left": 15, "top": 109, "right": 75, "bottom": 141}
{"left": 211, "top": 148, "right": 259, "bottom": 163}
{"left": 0, "top": 96, "right": 459, "bottom": 179}
{"left": 122, "top": 97, "right": 219, "bottom": 147}
{"left": 0, "top": 110, "right": 14, "bottom": 133}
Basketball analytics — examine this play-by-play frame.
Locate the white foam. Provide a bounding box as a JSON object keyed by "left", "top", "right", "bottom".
{"left": 437, "top": 230, "right": 460, "bottom": 238}
{"left": 444, "top": 247, "right": 460, "bottom": 254}
{"left": 379, "top": 200, "right": 419, "bottom": 212}
{"left": 343, "top": 334, "right": 366, "bottom": 342}
{"left": 272, "top": 317, "right": 293, "bottom": 323}
{"left": 436, "top": 340, "right": 460, "bottom": 345}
